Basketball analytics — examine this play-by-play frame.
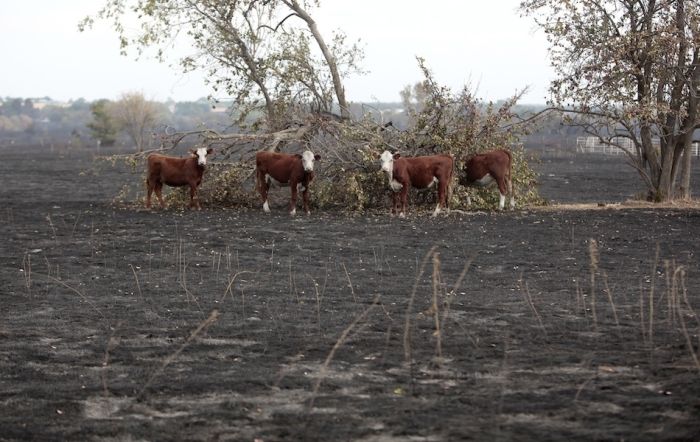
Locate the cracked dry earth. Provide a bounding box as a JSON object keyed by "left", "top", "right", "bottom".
{"left": 1, "top": 145, "right": 700, "bottom": 441}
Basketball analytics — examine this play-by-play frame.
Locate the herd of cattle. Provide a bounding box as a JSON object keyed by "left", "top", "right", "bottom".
{"left": 145, "top": 147, "right": 515, "bottom": 216}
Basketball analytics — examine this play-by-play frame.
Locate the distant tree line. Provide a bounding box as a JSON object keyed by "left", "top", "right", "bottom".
{"left": 0, "top": 94, "right": 586, "bottom": 152}
{"left": 0, "top": 95, "right": 232, "bottom": 148}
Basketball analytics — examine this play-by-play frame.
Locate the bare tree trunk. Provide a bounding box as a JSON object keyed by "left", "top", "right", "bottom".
{"left": 678, "top": 48, "right": 700, "bottom": 200}
{"left": 658, "top": 140, "right": 676, "bottom": 201}
{"left": 284, "top": 0, "right": 350, "bottom": 119}
{"left": 640, "top": 124, "right": 664, "bottom": 200}
{"left": 678, "top": 144, "right": 692, "bottom": 199}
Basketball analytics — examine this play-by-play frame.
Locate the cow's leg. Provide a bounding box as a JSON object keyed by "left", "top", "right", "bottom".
{"left": 431, "top": 202, "right": 441, "bottom": 217}
{"left": 155, "top": 183, "right": 166, "bottom": 209}
{"left": 399, "top": 186, "right": 409, "bottom": 218}
{"left": 507, "top": 176, "right": 515, "bottom": 209}
{"left": 190, "top": 184, "right": 201, "bottom": 210}
{"left": 390, "top": 192, "right": 399, "bottom": 216}
{"left": 302, "top": 185, "right": 311, "bottom": 215}
{"left": 146, "top": 179, "right": 153, "bottom": 209}
{"left": 257, "top": 170, "right": 271, "bottom": 213}
{"left": 432, "top": 179, "right": 449, "bottom": 217}
{"left": 289, "top": 180, "right": 298, "bottom": 216}
{"left": 496, "top": 176, "right": 508, "bottom": 210}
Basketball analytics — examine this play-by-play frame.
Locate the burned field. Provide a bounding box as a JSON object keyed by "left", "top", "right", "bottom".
{"left": 1, "top": 146, "right": 700, "bottom": 441}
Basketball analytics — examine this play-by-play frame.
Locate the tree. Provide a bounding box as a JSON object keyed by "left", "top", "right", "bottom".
{"left": 80, "top": 0, "right": 362, "bottom": 131}
{"left": 521, "top": 0, "right": 700, "bottom": 201}
{"left": 111, "top": 92, "right": 161, "bottom": 152}
{"left": 87, "top": 99, "right": 119, "bottom": 147}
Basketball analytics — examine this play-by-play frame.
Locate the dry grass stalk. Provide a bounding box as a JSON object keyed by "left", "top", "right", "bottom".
{"left": 649, "top": 244, "right": 660, "bottom": 348}
{"left": 101, "top": 323, "right": 121, "bottom": 397}
{"left": 177, "top": 239, "right": 185, "bottom": 286}
{"left": 129, "top": 264, "right": 143, "bottom": 301}
{"left": 320, "top": 260, "right": 330, "bottom": 300}
{"left": 22, "top": 252, "right": 32, "bottom": 295}
{"left": 575, "top": 279, "right": 587, "bottom": 321}
{"left": 602, "top": 271, "right": 621, "bottom": 336}
{"left": 219, "top": 271, "right": 254, "bottom": 304}
{"left": 574, "top": 372, "right": 597, "bottom": 403}
{"left": 403, "top": 246, "right": 439, "bottom": 363}
{"left": 496, "top": 334, "right": 510, "bottom": 416}
{"left": 215, "top": 251, "right": 222, "bottom": 283}
{"left": 518, "top": 273, "right": 547, "bottom": 338}
{"left": 675, "top": 267, "right": 700, "bottom": 373}
{"left": 431, "top": 252, "right": 443, "bottom": 361}
{"left": 639, "top": 280, "right": 646, "bottom": 344}
{"left": 441, "top": 255, "right": 476, "bottom": 325}
{"left": 47, "top": 274, "right": 105, "bottom": 320}
{"left": 306, "top": 274, "right": 323, "bottom": 333}
{"left": 588, "top": 239, "right": 599, "bottom": 331}
{"left": 136, "top": 309, "right": 220, "bottom": 400}
{"left": 678, "top": 269, "right": 700, "bottom": 347}
{"left": 309, "top": 296, "right": 380, "bottom": 410}
{"left": 70, "top": 212, "right": 81, "bottom": 239}
{"left": 179, "top": 261, "right": 203, "bottom": 313}
{"left": 341, "top": 262, "right": 358, "bottom": 303}
{"left": 289, "top": 258, "right": 300, "bottom": 304}
{"left": 664, "top": 260, "right": 675, "bottom": 327}
{"left": 46, "top": 214, "right": 57, "bottom": 239}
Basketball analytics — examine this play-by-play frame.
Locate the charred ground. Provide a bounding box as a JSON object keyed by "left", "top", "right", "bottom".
{"left": 1, "top": 146, "right": 699, "bottom": 441}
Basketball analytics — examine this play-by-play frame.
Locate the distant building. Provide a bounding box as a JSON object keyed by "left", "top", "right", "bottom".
{"left": 575, "top": 136, "right": 699, "bottom": 156}
{"left": 31, "top": 98, "right": 71, "bottom": 110}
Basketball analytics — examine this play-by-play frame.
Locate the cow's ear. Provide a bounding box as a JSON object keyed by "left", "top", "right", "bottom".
{"left": 295, "top": 154, "right": 303, "bottom": 159}
{"left": 206, "top": 148, "right": 213, "bottom": 155}
{"left": 393, "top": 153, "right": 401, "bottom": 159}
{"left": 314, "top": 154, "right": 321, "bottom": 161}
{"left": 189, "top": 149, "right": 197, "bottom": 156}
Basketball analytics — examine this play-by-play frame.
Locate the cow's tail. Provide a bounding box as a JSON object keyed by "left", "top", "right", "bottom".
{"left": 254, "top": 163, "right": 262, "bottom": 195}
{"left": 505, "top": 149, "right": 514, "bottom": 204}
{"left": 447, "top": 154, "right": 455, "bottom": 210}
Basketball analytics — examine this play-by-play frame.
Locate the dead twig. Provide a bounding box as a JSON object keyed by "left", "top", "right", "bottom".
{"left": 588, "top": 239, "right": 599, "bottom": 332}
{"left": 341, "top": 262, "right": 357, "bottom": 303}
{"left": 404, "top": 246, "right": 439, "bottom": 363}
{"left": 46, "top": 274, "right": 105, "bottom": 320}
{"left": 136, "top": 309, "right": 220, "bottom": 401}
{"left": 518, "top": 273, "right": 547, "bottom": 338}
{"left": 431, "top": 252, "right": 443, "bottom": 361}
{"left": 308, "top": 296, "right": 380, "bottom": 410}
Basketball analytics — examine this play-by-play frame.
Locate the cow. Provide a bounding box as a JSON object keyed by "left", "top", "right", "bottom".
{"left": 379, "top": 150, "right": 454, "bottom": 218}
{"left": 145, "top": 147, "right": 213, "bottom": 210}
{"left": 255, "top": 150, "right": 321, "bottom": 215}
{"left": 457, "top": 149, "right": 514, "bottom": 210}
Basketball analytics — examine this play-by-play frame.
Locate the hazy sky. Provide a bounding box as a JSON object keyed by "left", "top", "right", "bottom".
{"left": 1, "top": 1, "right": 553, "bottom": 104}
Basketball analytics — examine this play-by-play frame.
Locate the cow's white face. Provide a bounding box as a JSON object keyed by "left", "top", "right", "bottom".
{"left": 302, "top": 150, "right": 316, "bottom": 172}
{"left": 380, "top": 150, "right": 394, "bottom": 175}
{"left": 193, "top": 147, "right": 210, "bottom": 166}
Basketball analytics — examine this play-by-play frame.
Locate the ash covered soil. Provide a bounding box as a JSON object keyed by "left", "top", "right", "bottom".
{"left": 1, "top": 146, "right": 700, "bottom": 441}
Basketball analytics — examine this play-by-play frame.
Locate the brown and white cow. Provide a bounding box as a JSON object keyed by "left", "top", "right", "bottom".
{"left": 457, "top": 149, "right": 514, "bottom": 210}
{"left": 146, "top": 147, "right": 213, "bottom": 210}
{"left": 379, "top": 150, "right": 454, "bottom": 218}
{"left": 255, "top": 150, "right": 321, "bottom": 215}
